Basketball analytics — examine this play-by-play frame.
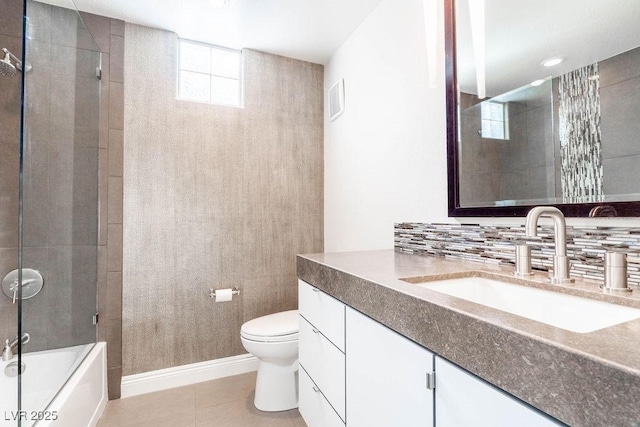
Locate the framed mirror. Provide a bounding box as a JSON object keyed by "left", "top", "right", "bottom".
{"left": 445, "top": 0, "right": 640, "bottom": 217}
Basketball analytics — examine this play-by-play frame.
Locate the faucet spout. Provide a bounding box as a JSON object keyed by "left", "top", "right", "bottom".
{"left": 1, "top": 333, "right": 29, "bottom": 362}
{"left": 525, "top": 206, "right": 568, "bottom": 256}
{"left": 525, "top": 206, "right": 573, "bottom": 284}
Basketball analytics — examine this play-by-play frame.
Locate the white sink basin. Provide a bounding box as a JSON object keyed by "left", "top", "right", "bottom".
{"left": 418, "top": 277, "right": 640, "bottom": 333}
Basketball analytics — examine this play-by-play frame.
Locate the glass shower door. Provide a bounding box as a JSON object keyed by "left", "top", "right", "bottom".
{"left": 0, "top": 0, "right": 26, "bottom": 425}
{"left": 17, "top": 0, "right": 101, "bottom": 423}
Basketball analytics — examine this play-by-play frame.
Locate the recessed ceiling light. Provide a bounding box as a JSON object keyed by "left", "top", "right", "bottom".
{"left": 531, "top": 79, "right": 546, "bottom": 87}
{"left": 541, "top": 57, "right": 564, "bottom": 67}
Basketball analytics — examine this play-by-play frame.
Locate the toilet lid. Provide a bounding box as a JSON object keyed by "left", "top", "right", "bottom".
{"left": 241, "top": 310, "right": 299, "bottom": 341}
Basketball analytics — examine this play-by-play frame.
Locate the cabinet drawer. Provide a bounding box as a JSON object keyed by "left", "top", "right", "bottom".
{"left": 298, "top": 280, "right": 345, "bottom": 351}
{"left": 299, "top": 366, "right": 345, "bottom": 427}
{"left": 299, "top": 316, "right": 346, "bottom": 421}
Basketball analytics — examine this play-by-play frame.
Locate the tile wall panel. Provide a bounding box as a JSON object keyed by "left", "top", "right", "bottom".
{"left": 123, "top": 24, "right": 323, "bottom": 375}
{"left": 80, "top": 10, "right": 125, "bottom": 399}
{"left": 2, "top": 1, "right": 104, "bottom": 353}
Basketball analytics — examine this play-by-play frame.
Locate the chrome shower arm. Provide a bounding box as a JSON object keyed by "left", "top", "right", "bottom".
{"left": 2, "top": 48, "right": 23, "bottom": 67}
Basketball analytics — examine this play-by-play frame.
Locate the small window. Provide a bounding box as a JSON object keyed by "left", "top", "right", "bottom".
{"left": 480, "top": 101, "right": 509, "bottom": 140}
{"left": 178, "top": 40, "right": 242, "bottom": 107}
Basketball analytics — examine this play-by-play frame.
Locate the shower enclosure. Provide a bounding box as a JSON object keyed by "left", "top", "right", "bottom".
{"left": 1, "top": 0, "right": 101, "bottom": 425}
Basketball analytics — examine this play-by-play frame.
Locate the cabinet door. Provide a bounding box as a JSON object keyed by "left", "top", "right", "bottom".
{"left": 346, "top": 307, "right": 434, "bottom": 427}
{"left": 435, "top": 357, "right": 562, "bottom": 427}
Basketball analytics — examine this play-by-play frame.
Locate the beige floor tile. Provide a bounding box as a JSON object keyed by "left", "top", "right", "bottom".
{"left": 97, "top": 373, "right": 307, "bottom": 427}
{"left": 195, "top": 395, "right": 295, "bottom": 427}
{"left": 97, "top": 409, "right": 196, "bottom": 427}
{"left": 194, "top": 371, "right": 257, "bottom": 409}
{"left": 98, "top": 385, "right": 196, "bottom": 427}
{"left": 289, "top": 409, "right": 307, "bottom": 427}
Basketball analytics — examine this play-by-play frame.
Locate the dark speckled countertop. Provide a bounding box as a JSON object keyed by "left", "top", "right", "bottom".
{"left": 297, "top": 249, "right": 640, "bottom": 427}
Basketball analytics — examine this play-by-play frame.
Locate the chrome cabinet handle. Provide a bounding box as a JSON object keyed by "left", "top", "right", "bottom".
{"left": 312, "top": 328, "right": 320, "bottom": 334}
{"left": 311, "top": 288, "right": 320, "bottom": 292}
{"left": 312, "top": 386, "right": 320, "bottom": 393}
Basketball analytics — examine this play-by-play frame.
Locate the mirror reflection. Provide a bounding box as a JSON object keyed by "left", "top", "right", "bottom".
{"left": 455, "top": 0, "right": 640, "bottom": 209}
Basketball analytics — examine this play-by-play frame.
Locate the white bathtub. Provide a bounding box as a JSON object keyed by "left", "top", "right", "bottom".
{"left": 0, "top": 342, "right": 107, "bottom": 427}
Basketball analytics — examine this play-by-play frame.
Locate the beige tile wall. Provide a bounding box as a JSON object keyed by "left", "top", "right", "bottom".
{"left": 19, "top": 1, "right": 102, "bottom": 353}
{"left": 79, "top": 11, "right": 125, "bottom": 399}
{"left": 122, "top": 24, "right": 323, "bottom": 375}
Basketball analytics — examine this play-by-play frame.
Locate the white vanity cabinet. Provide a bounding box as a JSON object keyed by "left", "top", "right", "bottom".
{"left": 435, "top": 357, "right": 561, "bottom": 427}
{"left": 345, "top": 306, "right": 435, "bottom": 427}
{"left": 298, "top": 279, "right": 561, "bottom": 427}
{"left": 298, "top": 280, "right": 346, "bottom": 427}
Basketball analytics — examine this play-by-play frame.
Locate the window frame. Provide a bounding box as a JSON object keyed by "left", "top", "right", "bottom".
{"left": 177, "top": 39, "right": 244, "bottom": 108}
{"left": 480, "top": 101, "right": 509, "bottom": 140}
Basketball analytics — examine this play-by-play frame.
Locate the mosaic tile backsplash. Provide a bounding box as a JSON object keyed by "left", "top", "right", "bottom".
{"left": 559, "top": 63, "right": 604, "bottom": 203}
{"left": 395, "top": 223, "right": 640, "bottom": 287}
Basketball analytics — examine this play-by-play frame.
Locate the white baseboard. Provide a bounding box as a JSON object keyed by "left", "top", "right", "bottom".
{"left": 120, "top": 353, "right": 259, "bottom": 398}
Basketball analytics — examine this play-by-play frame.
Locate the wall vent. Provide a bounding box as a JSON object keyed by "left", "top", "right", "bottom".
{"left": 329, "top": 78, "right": 345, "bottom": 121}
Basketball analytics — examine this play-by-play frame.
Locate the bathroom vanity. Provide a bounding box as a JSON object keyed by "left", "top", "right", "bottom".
{"left": 297, "top": 250, "right": 640, "bottom": 426}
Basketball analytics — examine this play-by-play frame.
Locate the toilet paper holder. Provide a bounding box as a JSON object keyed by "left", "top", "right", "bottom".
{"left": 209, "top": 287, "right": 241, "bottom": 301}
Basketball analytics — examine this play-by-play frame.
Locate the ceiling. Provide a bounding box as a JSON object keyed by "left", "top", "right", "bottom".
{"left": 45, "top": 0, "right": 384, "bottom": 65}
{"left": 456, "top": 0, "right": 640, "bottom": 97}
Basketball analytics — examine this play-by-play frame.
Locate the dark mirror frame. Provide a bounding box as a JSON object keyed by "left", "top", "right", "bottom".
{"left": 444, "top": 0, "right": 640, "bottom": 218}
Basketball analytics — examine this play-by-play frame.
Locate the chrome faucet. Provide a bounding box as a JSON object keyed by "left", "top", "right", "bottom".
{"left": 2, "top": 333, "right": 30, "bottom": 362}
{"left": 525, "top": 206, "right": 574, "bottom": 284}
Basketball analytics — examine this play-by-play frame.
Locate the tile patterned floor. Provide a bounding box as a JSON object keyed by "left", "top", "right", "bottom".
{"left": 97, "top": 372, "right": 306, "bottom": 427}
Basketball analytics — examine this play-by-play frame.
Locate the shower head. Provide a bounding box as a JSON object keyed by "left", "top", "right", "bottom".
{"left": 0, "top": 49, "right": 16, "bottom": 77}
{"left": 0, "top": 48, "right": 31, "bottom": 77}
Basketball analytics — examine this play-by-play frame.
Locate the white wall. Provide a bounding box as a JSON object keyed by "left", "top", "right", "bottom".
{"left": 324, "top": 0, "right": 448, "bottom": 252}
{"left": 324, "top": 0, "right": 640, "bottom": 253}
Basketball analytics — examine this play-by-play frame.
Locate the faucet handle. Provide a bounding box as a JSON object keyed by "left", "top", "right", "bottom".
{"left": 8, "top": 278, "right": 38, "bottom": 304}
{"left": 601, "top": 252, "right": 631, "bottom": 293}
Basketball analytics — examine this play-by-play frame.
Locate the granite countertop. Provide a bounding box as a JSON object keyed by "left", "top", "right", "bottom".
{"left": 297, "top": 249, "right": 640, "bottom": 427}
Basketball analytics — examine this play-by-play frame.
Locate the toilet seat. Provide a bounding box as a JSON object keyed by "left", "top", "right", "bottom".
{"left": 241, "top": 331, "right": 299, "bottom": 343}
{"left": 241, "top": 309, "right": 299, "bottom": 343}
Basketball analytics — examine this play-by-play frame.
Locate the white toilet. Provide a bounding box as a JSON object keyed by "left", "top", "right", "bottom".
{"left": 241, "top": 309, "right": 299, "bottom": 412}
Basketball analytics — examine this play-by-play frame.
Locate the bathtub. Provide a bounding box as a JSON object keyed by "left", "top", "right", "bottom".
{"left": 1, "top": 342, "right": 107, "bottom": 427}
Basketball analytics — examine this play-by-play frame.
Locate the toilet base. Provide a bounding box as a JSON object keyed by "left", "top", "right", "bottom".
{"left": 254, "top": 358, "right": 299, "bottom": 412}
